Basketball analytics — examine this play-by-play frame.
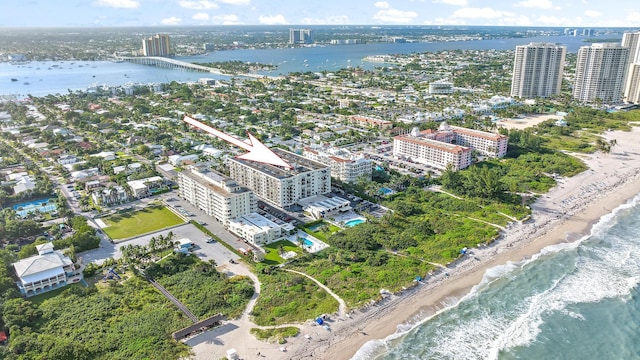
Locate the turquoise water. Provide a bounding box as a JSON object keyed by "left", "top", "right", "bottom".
{"left": 345, "top": 219, "right": 365, "bottom": 227}
{"left": 380, "top": 187, "right": 393, "bottom": 195}
{"left": 307, "top": 223, "right": 323, "bottom": 232}
{"left": 354, "top": 194, "right": 640, "bottom": 360}
{"left": 303, "top": 239, "right": 313, "bottom": 247}
{"left": 11, "top": 198, "right": 57, "bottom": 217}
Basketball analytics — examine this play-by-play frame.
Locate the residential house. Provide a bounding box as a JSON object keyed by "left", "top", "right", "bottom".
{"left": 13, "top": 243, "right": 81, "bottom": 297}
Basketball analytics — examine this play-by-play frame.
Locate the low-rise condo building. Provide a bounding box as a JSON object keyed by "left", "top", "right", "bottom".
{"left": 394, "top": 130, "right": 472, "bottom": 171}
{"left": 393, "top": 123, "right": 508, "bottom": 170}
{"left": 303, "top": 146, "right": 372, "bottom": 183}
{"left": 228, "top": 212, "right": 294, "bottom": 246}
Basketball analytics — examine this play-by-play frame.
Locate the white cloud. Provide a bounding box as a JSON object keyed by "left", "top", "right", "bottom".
{"left": 424, "top": 17, "right": 466, "bottom": 25}
{"left": 218, "top": 0, "right": 250, "bottom": 4}
{"left": 536, "top": 15, "right": 575, "bottom": 26}
{"left": 213, "top": 14, "right": 241, "bottom": 25}
{"left": 514, "top": 0, "right": 553, "bottom": 9}
{"left": 93, "top": 0, "right": 139, "bottom": 8}
{"left": 584, "top": 10, "right": 601, "bottom": 17}
{"left": 192, "top": 12, "right": 210, "bottom": 21}
{"left": 179, "top": 0, "right": 218, "bottom": 9}
{"left": 258, "top": 14, "right": 287, "bottom": 25}
{"left": 301, "top": 16, "right": 350, "bottom": 25}
{"left": 373, "top": 2, "right": 418, "bottom": 24}
{"left": 433, "top": 0, "right": 467, "bottom": 5}
{"left": 451, "top": 7, "right": 514, "bottom": 19}
{"left": 161, "top": 16, "right": 182, "bottom": 25}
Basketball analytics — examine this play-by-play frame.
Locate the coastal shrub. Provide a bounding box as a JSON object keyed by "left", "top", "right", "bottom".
{"left": 252, "top": 269, "right": 338, "bottom": 326}
{"left": 158, "top": 263, "right": 253, "bottom": 319}
{"left": 4, "top": 276, "right": 191, "bottom": 359}
{"left": 250, "top": 327, "right": 299, "bottom": 343}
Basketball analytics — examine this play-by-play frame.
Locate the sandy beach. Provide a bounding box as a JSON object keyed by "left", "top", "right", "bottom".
{"left": 190, "top": 127, "right": 640, "bottom": 360}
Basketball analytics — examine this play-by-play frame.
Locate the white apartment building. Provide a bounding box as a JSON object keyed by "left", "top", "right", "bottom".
{"left": 624, "top": 63, "right": 640, "bottom": 104}
{"left": 228, "top": 148, "right": 331, "bottom": 209}
{"left": 573, "top": 43, "right": 629, "bottom": 103}
{"left": 510, "top": 43, "right": 566, "bottom": 98}
{"left": 393, "top": 134, "right": 472, "bottom": 171}
{"left": 393, "top": 124, "right": 508, "bottom": 171}
{"left": 177, "top": 167, "right": 256, "bottom": 224}
{"left": 228, "top": 212, "right": 293, "bottom": 246}
{"left": 449, "top": 125, "right": 509, "bottom": 158}
{"left": 91, "top": 186, "right": 128, "bottom": 206}
{"left": 429, "top": 80, "right": 454, "bottom": 94}
{"left": 622, "top": 32, "right": 640, "bottom": 103}
{"left": 303, "top": 146, "right": 372, "bottom": 183}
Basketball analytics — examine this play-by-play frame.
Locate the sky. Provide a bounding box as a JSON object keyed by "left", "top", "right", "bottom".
{"left": 1, "top": 0, "right": 640, "bottom": 28}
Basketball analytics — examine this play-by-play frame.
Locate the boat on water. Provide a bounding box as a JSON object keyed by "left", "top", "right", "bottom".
{"left": 23, "top": 82, "right": 30, "bottom": 85}
{"left": 11, "top": 78, "right": 18, "bottom": 82}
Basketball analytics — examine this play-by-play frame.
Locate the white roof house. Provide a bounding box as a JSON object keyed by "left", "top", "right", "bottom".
{"left": 13, "top": 243, "right": 79, "bottom": 297}
{"left": 13, "top": 175, "right": 36, "bottom": 194}
{"left": 168, "top": 154, "right": 199, "bottom": 166}
{"left": 126, "top": 176, "right": 163, "bottom": 198}
{"left": 90, "top": 151, "right": 116, "bottom": 161}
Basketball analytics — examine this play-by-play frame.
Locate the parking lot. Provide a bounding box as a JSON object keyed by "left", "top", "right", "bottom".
{"left": 80, "top": 222, "right": 240, "bottom": 266}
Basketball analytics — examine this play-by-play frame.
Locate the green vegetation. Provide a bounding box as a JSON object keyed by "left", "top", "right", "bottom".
{"left": 195, "top": 60, "right": 276, "bottom": 75}
{"left": 3, "top": 276, "right": 191, "bottom": 360}
{"left": 300, "top": 221, "right": 341, "bottom": 241}
{"left": 0, "top": 246, "right": 255, "bottom": 360}
{"left": 534, "top": 108, "right": 640, "bottom": 153}
{"left": 290, "top": 245, "right": 434, "bottom": 307}
{"left": 250, "top": 327, "right": 299, "bottom": 343}
{"left": 102, "top": 205, "right": 184, "bottom": 240}
{"left": 154, "top": 255, "right": 254, "bottom": 319}
{"left": 17, "top": 216, "right": 101, "bottom": 259}
{"left": 251, "top": 267, "right": 338, "bottom": 326}
{"left": 262, "top": 240, "right": 302, "bottom": 265}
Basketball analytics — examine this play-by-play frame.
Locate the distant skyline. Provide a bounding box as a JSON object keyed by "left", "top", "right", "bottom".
{"left": 2, "top": 0, "right": 640, "bottom": 28}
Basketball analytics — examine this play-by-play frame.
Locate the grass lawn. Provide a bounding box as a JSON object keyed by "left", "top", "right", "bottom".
{"left": 263, "top": 240, "right": 302, "bottom": 265}
{"left": 28, "top": 283, "right": 82, "bottom": 305}
{"left": 102, "top": 205, "right": 184, "bottom": 240}
{"left": 301, "top": 221, "right": 341, "bottom": 242}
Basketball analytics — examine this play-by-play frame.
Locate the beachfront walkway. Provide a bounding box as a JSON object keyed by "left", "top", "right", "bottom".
{"left": 284, "top": 269, "right": 347, "bottom": 317}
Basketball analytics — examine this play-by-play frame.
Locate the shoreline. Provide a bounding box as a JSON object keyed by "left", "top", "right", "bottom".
{"left": 189, "top": 128, "right": 640, "bottom": 360}
{"left": 296, "top": 128, "right": 640, "bottom": 360}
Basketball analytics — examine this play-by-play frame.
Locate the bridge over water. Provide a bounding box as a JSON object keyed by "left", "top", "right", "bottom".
{"left": 117, "top": 56, "right": 272, "bottom": 79}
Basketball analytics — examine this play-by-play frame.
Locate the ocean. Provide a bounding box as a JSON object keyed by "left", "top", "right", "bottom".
{"left": 1, "top": 34, "right": 601, "bottom": 99}
{"left": 354, "top": 194, "right": 640, "bottom": 360}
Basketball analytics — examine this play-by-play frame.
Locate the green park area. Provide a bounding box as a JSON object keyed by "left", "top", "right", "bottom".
{"left": 262, "top": 240, "right": 303, "bottom": 265}
{"left": 102, "top": 205, "right": 184, "bottom": 240}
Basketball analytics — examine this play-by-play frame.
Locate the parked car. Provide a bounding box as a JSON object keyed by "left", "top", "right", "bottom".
{"left": 206, "top": 237, "right": 215, "bottom": 243}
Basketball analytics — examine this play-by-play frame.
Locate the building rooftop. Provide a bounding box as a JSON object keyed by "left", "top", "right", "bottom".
{"left": 182, "top": 168, "right": 249, "bottom": 196}
{"left": 13, "top": 251, "right": 73, "bottom": 282}
{"left": 231, "top": 148, "right": 328, "bottom": 179}
{"left": 394, "top": 135, "right": 471, "bottom": 154}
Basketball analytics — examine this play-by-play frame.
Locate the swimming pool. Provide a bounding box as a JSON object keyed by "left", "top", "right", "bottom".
{"left": 345, "top": 219, "right": 365, "bottom": 227}
{"left": 307, "top": 223, "right": 323, "bottom": 232}
{"left": 12, "top": 198, "right": 57, "bottom": 217}
{"left": 380, "top": 187, "right": 393, "bottom": 195}
{"left": 303, "top": 239, "right": 313, "bottom": 247}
